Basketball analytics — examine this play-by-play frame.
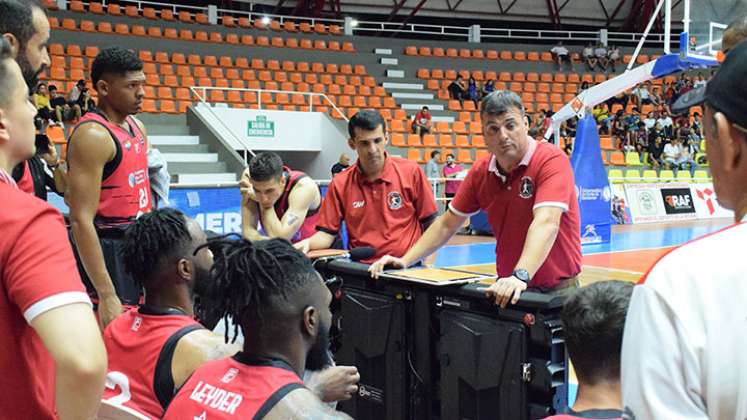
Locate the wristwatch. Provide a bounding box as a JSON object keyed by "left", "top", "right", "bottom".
{"left": 512, "top": 269, "right": 531, "bottom": 283}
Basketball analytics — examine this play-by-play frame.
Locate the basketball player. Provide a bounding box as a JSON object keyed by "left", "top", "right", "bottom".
{"left": 163, "top": 238, "right": 355, "bottom": 419}
{"left": 105, "top": 208, "right": 359, "bottom": 418}
{"left": 0, "top": 36, "right": 106, "bottom": 419}
{"left": 66, "top": 47, "right": 150, "bottom": 327}
{"left": 240, "top": 151, "right": 322, "bottom": 243}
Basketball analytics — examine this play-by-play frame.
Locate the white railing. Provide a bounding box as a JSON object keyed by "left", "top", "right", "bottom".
{"left": 189, "top": 86, "right": 348, "bottom": 165}
{"left": 82, "top": 0, "right": 668, "bottom": 47}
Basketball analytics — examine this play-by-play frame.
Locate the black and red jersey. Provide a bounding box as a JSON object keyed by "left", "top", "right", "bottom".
{"left": 261, "top": 166, "right": 320, "bottom": 243}
{"left": 163, "top": 353, "right": 305, "bottom": 419}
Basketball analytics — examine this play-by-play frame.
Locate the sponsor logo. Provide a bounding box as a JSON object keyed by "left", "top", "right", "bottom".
{"left": 131, "top": 316, "right": 142, "bottom": 332}
{"left": 577, "top": 186, "right": 611, "bottom": 202}
{"left": 220, "top": 368, "right": 239, "bottom": 384}
{"left": 636, "top": 190, "right": 657, "bottom": 215}
{"left": 352, "top": 200, "right": 365, "bottom": 209}
{"left": 695, "top": 187, "right": 716, "bottom": 215}
{"left": 128, "top": 169, "right": 147, "bottom": 188}
{"left": 387, "top": 191, "right": 403, "bottom": 210}
{"left": 247, "top": 115, "right": 275, "bottom": 137}
{"left": 123, "top": 141, "right": 132, "bottom": 151}
{"left": 519, "top": 176, "right": 534, "bottom": 199}
{"left": 660, "top": 188, "right": 695, "bottom": 214}
{"left": 358, "top": 384, "right": 384, "bottom": 404}
{"left": 580, "top": 224, "right": 602, "bottom": 244}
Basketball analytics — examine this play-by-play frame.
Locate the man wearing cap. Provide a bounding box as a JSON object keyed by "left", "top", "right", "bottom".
{"left": 621, "top": 40, "right": 747, "bottom": 419}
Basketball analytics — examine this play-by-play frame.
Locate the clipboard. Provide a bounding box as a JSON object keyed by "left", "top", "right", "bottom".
{"left": 307, "top": 249, "right": 348, "bottom": 260}
{"left": 380, "top": 267, "right": 496, "bottom": 286}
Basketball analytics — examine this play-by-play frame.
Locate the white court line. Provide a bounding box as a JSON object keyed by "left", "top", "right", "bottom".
{"left": 582, "top": 265, "right": 645, "bottom": 275}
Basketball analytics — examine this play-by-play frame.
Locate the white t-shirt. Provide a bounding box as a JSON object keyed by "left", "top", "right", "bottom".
{"left": 634, "top": 87, "right": 651, "bottom": 100}
{"left": 643, "top": 118, "right": 656, "bottom": 129}
{"left": 621, "top": 220, "right": 747, "bottom": 420}
{"left": 595, "top": 47, "right": 607, "bottom": 57}
{"left": 663, "top": 143, "right": 679, "bottom": 160}
{"left": 551, "top": 46, "right": 569, "bottom": 56}
{"left": 657, "top": 117, "right": 673, "bottom": 127}
{"left": 583, "top": 47, "right": 593, "bottom": 57}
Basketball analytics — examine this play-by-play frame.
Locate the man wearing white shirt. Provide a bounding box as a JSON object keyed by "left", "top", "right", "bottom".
{"left": 656, "top": 110, "right": 674, "bottom": 137}
{"left": 550, "top": 41, "right": 574, "bottom": 71}
{"left": 661, "top": 139, "right": 680, "bottom": 169}
{"left": 621, "top": 40, "right": 747, "bottom": 420}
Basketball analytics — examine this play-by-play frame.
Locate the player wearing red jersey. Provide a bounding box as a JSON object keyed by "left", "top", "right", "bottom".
{"left": 164, "top": 238, "right": 356, "bottom": 419}
{"left": 67, "top": 47, "right": 151, "bottom": 327}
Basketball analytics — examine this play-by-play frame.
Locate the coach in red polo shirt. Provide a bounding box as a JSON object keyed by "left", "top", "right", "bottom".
{"left": 370, "top": 91, "right": 581, "bottom": 307}
{"left": 296, "top": 110, "right": 438, "bottom": 263}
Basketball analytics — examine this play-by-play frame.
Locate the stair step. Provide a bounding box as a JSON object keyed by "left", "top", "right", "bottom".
{"left": 154, "top": 144, "right": 210, "bottom": 153}
{"left": 374, "top": 48, "right": 393, "bottom": 55}
{"left": 401, "top": 103, "right": 444, "bottom": 111}
{"left": 382, "top": 82, "right": 423, "bottom": 90}
{"left": 391, "top": 92, "right": 434, "bottom": 100}
{"left": 161, "top": 153, "right": 219, "bottom": 163}
{"left": 380, "top": 58, "right": 398, "bottom": 65}
{"left": 177, "top": 173, "right": 237, "bottom": 184}
{"left": 169, "top": 162, "right": 227, "bottom": 173}
{"left": 149, "top": 135, "right": 200, "bottom": 145}
{"left": 386, "top": 69, "right": 405, "bottom": 78}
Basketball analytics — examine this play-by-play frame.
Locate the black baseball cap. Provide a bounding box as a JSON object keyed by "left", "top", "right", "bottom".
{"left": 671, "top": 40, "right": 747, "bottom": 129}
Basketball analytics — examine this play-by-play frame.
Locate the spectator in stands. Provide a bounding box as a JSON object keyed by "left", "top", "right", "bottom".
{"left": 240, "top": 152, "right": 322, "bottom": 244}
{"left": 722, "top": 15, "right": 747, "bottom": 53}
{"left": 412, "top": 106, "right": 432, "bottom": 140}
{"left": 634, "top": 122, "right": 649, "bottom": 154}
{"left": 32, "top": 81, "right": 54, "bottom": 128}
{"left": 657, "top": 110, "right": 674, "bottom": 137}
{"left": 163, "top": 238, "right": 355, "bottom": 419}
{"left": 107, "top": 208, "right": 358, "bottom": 418}
{"left": 650, "top": 85, "right": 665, "bottom": 108}
{"left": 578, "top": 81, "right": 591, "bottom": 94}
{"left": 482, "top": 79, "right": 496, "bottom": 97}
{"left": 676, "top": 136, "right": 699, "bottom": 176}
{"left": 643, "top": 111, "right": 657, "bottom": 130}
{"left": 0, "top": 34, "right": 106, "bottom": 420}
{"left": 607, "top": 90, "right": 629, "bottom": 112}
{"left": 691, "top": 112, "right": 703, "bottom": 137}
{"left": 542, "top": 281, "right": 633, "bottom": 420}
{"left": 467, "top": 76, "right": 480, "bottom": 108}
{"left": 442, "top": 153, "right": 464, "bottom": 208}
{"left": 583, "top": 42, "right": 597, "bottom": 71}
{"left": 693, "top": 74, "right": 706, "bottom": 88}
{"left": 447, "top": 75, "right": 467, "bottom": 104}
{"left": 425, "top": 149, "right": 441, "bottom": 198}
{"left": 647, "top": 135, "right": 664, "bottom": 168}
{"left": 662, "top": 137, "right": 680, "bottom": 170}
{"left": 67, "top": 79, "right": 85, "bottom": 108}
{"left": 48, "top": 84, "right": 73, "bottom": 125}
{"left": 295, "top": 110, "right": 438, "bottom": 263}
{"left": 632, "top": 83, "right": 653, "bottom": 106}
{"left": 622, "top": 42, "right": 747, "bottom": 419}
{"left": 330, "top": 153, "right": 351, "bottom": 177}
{"left": 369, "top": 91, "right": 583, "bottom": 306}
{"left": 607, "top": 45, "right": 621, "bottom": 72}
{"left": 67, "top": 47, "right": 151, "bottom": 327}
{"left": 610, "top": 110, "right": 625, "bottom": 144}
{"left": 595, "top": 42, "right": 609, "bottom": 72}
{"left": 551, "top": 41, "right": 575, "bottom": 71}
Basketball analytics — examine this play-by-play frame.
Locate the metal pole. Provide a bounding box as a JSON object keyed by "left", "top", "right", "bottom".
{"left": 627, "top": 0, "right": 666, "bottom": 71}
{"left": 664, "top": 0, "right": 671, "bottom": 54}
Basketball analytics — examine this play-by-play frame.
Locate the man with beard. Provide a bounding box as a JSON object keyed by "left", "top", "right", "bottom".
{"left": 0, "top": 0, "right": 59, "bottom": 197}
{"left": 108, "top": 209, "right": 359, "bottom": 419}
{"left": 66, "top": 47, "right": 151, "bottom": 327}
{"left": 164, "top": 238, "right": 356, "bottom": 419}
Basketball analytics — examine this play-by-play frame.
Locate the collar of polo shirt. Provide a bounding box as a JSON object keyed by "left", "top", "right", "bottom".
{"left": 488, "top": 136, "right": 537, "bottom": 182}
{"left": 355, "top": 151, "right": 395, "bottom": 185}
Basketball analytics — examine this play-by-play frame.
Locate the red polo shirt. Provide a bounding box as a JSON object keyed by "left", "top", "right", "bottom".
{"left": 450, "top": 139, "right": 581, "bottom": 290}
{"left": 317, "top": 155, "right": 438, "bottom": 263}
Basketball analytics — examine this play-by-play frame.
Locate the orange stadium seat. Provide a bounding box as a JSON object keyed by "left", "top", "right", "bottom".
{"left": 196, "top": 13, "right": 209, "bottom": 24}
{"left": 142, "top": 7, "right": 157, "bottom": 19}
{"left": 160, "top": 9, "right": 175, "bottom": 21}
{"left": 80, "top": 20, "right": 95, "bottom": 32}
{"left": 125, "top": 5, "right": 139, "bottom": 17}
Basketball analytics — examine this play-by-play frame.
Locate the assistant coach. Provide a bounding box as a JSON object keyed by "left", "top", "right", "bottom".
{"left": 370, "top": 91, "right": 581, "bottom": 307}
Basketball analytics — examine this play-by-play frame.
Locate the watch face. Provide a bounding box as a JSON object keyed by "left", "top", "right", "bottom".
{"left": 513, "top": 269, "right": 530, "bottom": 282}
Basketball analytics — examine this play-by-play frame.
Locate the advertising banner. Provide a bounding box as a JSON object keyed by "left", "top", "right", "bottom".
{"left": 690, "top": 183, "right": 734, "bottom": 219}
{"left": 169, "top": 187, "right": 243, "bottom": 234}
{"left": 570, "top": 114, "right": 612, "bottom": 245}
{"left": 625, "top": 182, "right": 697, "bottom": 223}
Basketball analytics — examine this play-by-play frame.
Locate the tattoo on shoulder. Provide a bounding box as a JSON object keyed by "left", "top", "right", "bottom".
{"left": 286, "top": 213, "right": 300, "bottom": 226}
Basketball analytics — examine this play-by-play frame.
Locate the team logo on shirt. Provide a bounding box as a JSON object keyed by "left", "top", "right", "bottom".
{"left": 519, "top": 176, "right": 534, "bottom": 199}
{"left": 124, "top": 141, "right": 132, "bottom": 151}
{"left": 388, "top": 191, "right": 403, "bottom": 210}
{"left": 194, "top": 412, "right": 206, "bottom": 420}
{"left": 131, "top": 316, "right": 142, "bottom": 332}
{"left": 220, "top": 368, "right": 239, "bottom": 384}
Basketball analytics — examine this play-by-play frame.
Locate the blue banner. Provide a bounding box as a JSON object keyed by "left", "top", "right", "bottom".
{"left": 169, "top": 187, "right": 243, "bottom": 234}
{"left": 570, "top": 114, "right": 612, "bottom": 245}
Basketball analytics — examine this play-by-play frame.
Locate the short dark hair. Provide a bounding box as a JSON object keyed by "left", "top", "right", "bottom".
{"left": 446, "top": 153, "right": 455, "bottom": 159}
{"left": 0, "top": 0, "right": 43, "bottom": 52}
{"left": 0, "top": 36, "right": 15, "bottom": 107}
{"left": 121, "top": 208, "right": 194, "bottom": 288}
{"left": 422, "top": 106, "right": 429, "bottom": 111}
{"left": 203, "top": 237, "right": 320, "bottom": 342}
{"left": 348, "top": 109, "right": 386, "bottom": 138}
{"left": 48, "top": 84, "right": 57, "bottom": 92}
{"left": 430, "top": 150, "right": 440, "bottom": 159}
{"left": 561, "top": 281, "right": 634, "bottom": 385}
{"left": 481, "top": 90, "right": 525, "bottom": 117}
{"left": 248, "top": 151, "right": 284, "bottom": 182}
{"left": 91, "top": 47, "right": 143, "bottom": 87}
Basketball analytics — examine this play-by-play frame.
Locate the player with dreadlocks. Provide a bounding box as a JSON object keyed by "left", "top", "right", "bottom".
{"left": 164, "top": 238, "right": 358, "bottom": 419}
{"left": 106, "top": 208, "right": 358, "bottom": 418}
